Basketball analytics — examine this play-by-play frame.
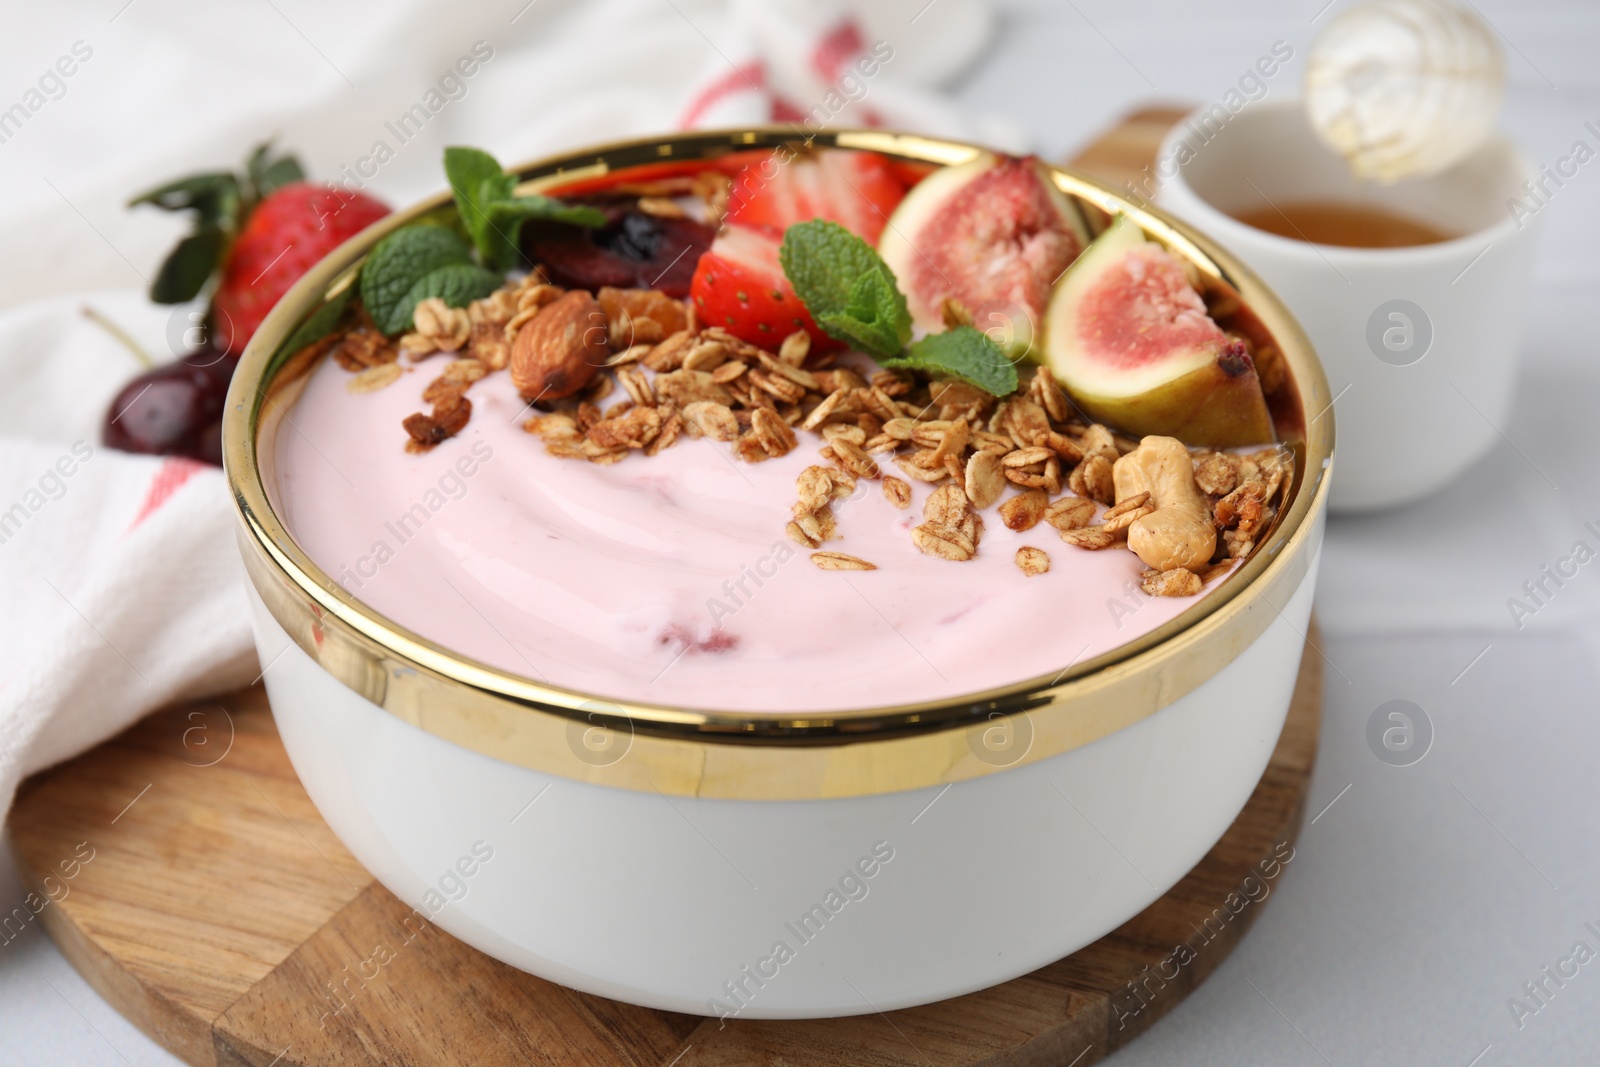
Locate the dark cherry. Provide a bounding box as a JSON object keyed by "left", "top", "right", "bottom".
{"left": 526, "top": 206, "right": 713, "bottom": 298}
{"left": 102, "top": 348, "right": 240, "bottom": 466}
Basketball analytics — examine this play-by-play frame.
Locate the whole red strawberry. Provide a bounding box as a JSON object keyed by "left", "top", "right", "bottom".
{"left": 130, "top": 142, "right": 390, "bottom": 356}
{"left": 107, "top": 143, "right": 391, "bottom": 465}
{"left": 211, "top": 183, "right": 389, "bottom": 352}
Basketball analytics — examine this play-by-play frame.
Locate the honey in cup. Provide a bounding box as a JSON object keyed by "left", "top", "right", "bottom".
{"left": 1228, "top": 200, "right": 1456, "bottom": 248}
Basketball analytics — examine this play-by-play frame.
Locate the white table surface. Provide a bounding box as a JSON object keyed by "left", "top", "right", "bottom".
{"left": 4, "top": 1, "right": 1599, "bottom": 1063}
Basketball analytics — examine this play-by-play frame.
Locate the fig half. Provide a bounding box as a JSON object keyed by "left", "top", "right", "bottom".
{"left": 877, "top": 152, "right": 1088, "bottom": 356}
{"left": 1042, "top": 215, "right": 1273, "bottom": 449}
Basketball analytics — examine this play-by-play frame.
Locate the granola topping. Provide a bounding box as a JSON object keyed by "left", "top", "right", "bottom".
{"left": 321, "top": 260, "right": 1290, "bottom": 588}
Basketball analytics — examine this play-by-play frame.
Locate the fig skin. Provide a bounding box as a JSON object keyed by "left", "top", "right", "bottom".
{"left": 1041, "top": 215, "right": 1274, "bottom": 450}
{"left": 1069, "top": 341, "right": 1275, "bottom": 450}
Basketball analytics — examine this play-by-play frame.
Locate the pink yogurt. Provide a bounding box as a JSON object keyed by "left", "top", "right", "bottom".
{"left": 272, "top": 354, "right": 1214, "bottom": 713}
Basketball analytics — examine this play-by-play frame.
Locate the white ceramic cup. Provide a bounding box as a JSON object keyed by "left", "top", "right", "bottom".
{"left": 1156, "top": 99, "right": 1539, "bottom": 512}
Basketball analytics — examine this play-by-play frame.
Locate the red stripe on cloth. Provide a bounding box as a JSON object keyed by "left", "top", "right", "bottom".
{"left": 771, "top": 95, "right": 806, "bottom": 123}
{"left": 679, "top": 61, "right": 767, "bottom": 129}
{"left": 127, "top": 456, "right": 205, "bottom": 532}
{"left": 810, "top": 18, "right": 865, "bottom": 84}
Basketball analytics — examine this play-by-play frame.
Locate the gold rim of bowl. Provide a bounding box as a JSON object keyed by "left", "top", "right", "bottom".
{"left": 224, "top": 128, "right": 1334, "bottom": 801}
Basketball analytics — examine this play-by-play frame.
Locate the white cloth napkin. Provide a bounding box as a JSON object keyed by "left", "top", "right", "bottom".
{"left": 0, "top": 0, "right": 1002, "bottom": 820}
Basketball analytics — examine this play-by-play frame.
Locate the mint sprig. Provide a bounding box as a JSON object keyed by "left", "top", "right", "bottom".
{"left": 443, "top": 146, "right": 605, "bottom": 271}
{"left": 394, "top": 263, "right": 503, "bottom": 326}
{"left": 778, "top": 219, "right": 1017, "bottom": 396}
{"left": 356, "top": 147, "right": 608, "bottom": 336}
{"left": 888, "top": 326, "right": 1018, "bottom": 397}
{"left": 360, "top": 225, "right": 476, "bottom": 335}
{"left": 816, "top": 269, "right": 910, "bottom": 361}
{"left": 779, "top": 220, "right": 910, "bottom": 361}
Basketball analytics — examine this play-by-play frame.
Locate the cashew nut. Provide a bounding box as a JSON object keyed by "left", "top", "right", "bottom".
{"left": 1112, "top": 436, "right": 1216, "bottom": 572}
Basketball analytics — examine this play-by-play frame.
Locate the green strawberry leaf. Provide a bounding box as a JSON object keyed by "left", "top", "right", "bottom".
{"left": 132, "top": 141, "right": 313, "bottom": 316}
{"left": 390, "top": 263, "right": 504, "bottom": 333}
{"left": 150, "top": 225, "right": 225, "bottom": 304}
{"left": 275, "top": 282, "right": 355, "bottom": 360}
{"left": 885, "top": 326, "right": 1019, "bottom": 397}
{"left": 360, "top": 225, "right": 477, "bottom": 335}
{"left": 246, "top": 142, "right": 305, "bottom": 199}
{"left": 815, "top": 269, "right": 910, "bottom": 361}
{"left": 779, "top": 219, "right": 910, "bottom": 332}
{"left": 128, "top": 172, "right": 236, "bottom": 212}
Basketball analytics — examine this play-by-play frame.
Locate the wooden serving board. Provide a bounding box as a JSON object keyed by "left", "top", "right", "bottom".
{"left": 8, "top": 108, "right": 1325, "bottom": 1067}
{"left": 7, "top": 627, "right": 1319, "bottom": 1067}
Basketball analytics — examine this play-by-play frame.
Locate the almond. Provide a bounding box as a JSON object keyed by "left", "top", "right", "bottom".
{"left": 510, "top": 290, "right": 609, "bottom": 401}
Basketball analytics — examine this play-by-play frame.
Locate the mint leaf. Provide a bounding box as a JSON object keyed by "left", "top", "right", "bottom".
{"left": 815, "top": 269, "right": 908, "bottom": 360}
{"left": 480, "top": 195, "right": 604, "bottom": 231}
{"left": 780, "top": 219, "right": 910, "bottom": 328}
{"left": 480, "top": 195, "right": 606, "bottom": 271}
{"left": 444, "top": 146, "right": 602, "bottom": 270}
{"left": 361, "top": 225, "right": 476, "bottom": 335}
{"left": 485, "top": 196, "right": 607, "bottom": 232}
{"left": 392, "top": 263, "right": 503, "bottom": 331}
{"left": 444, "top": 146, "right": 515, "bottom": 262}
{"left": 886, "top": 326, "right": 1018, "bottom": 397}
{"left": 275, "top": 283, "right": 354, "bottom": 360}
{"left": 778, "top": 220, "right": 1015, "bottom": 396}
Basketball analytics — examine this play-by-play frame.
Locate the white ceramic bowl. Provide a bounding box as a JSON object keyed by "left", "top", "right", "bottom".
{"left": 226, "top": 129, "right": 1333, "bottom": 1018}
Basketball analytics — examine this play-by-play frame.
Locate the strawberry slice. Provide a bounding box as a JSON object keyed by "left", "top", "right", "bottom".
{"left": 726, "top": 149, "right": 907, "bottom": 245}
{"left": 689, "top": 226, "right": 837, "bottom": 352}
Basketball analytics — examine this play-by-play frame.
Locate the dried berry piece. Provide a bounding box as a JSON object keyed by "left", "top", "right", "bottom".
{"left": 403, "top": 395, "right": 472, "bottom": 453}
{"left": 527, "top": 206, "right": 713, "bottom": 298}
